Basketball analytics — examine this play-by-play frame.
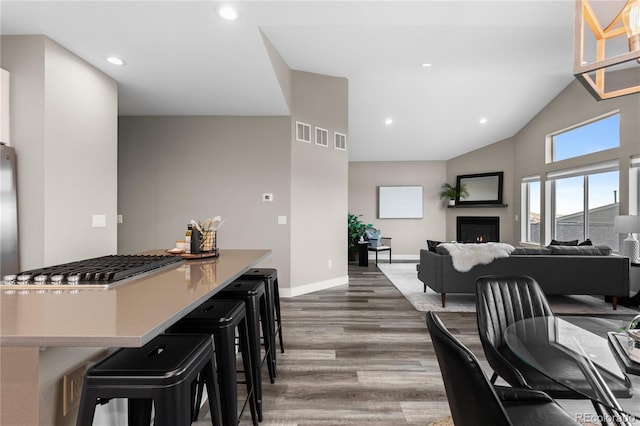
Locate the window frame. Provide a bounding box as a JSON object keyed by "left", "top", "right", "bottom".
{"left": 548, "top": 165, "right": 619, "bottom": 248}
{"left": 521, "top": 176, "right": 541, "bottom": 244}
{"left": 545, "top": 111, "right": 620, "bottom": 164}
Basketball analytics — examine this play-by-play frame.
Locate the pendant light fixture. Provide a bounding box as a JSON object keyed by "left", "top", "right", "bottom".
{"left": 574, "top": 0, "right": 640, "bottom": 100}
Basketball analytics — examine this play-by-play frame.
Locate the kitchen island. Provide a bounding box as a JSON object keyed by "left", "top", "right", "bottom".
{"left": 0, "top": 249, "right": 270, "bottom": 425}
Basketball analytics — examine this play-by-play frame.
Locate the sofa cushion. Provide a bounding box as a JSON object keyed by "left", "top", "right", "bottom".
{"left": 594, "top": 245, "right": 613, "bottom": 256}
{"left": 547, "top": 245, "right": 608, "bottom": 256}
{"left": 549, "top": 239, "right": 579, "bottom": 246}
{"left": 436, "top": 245, "right": 450, "bottom": 255}
{"left": 427, "top": 240, "right": 443, "bottom": 253}
{"left": 512, "top": 247, "right": 552, "bottom": 255}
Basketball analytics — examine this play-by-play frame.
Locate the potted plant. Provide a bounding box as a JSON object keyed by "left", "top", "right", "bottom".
{"left": 348, "top": 213, "right": 372, "bottom": 260}
{"left": 439, "top": 183, "right": 468, "bottom": 206}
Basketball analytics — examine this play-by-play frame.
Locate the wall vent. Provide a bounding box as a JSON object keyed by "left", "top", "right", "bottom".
{"left": 334, "top": 132, "right": 346, "bottom": 151}
{"left": 296, "top": 121, "right": 311, "bottom": 143}
{"left": 315, "top": 127, "right": 329, "bottom": 147}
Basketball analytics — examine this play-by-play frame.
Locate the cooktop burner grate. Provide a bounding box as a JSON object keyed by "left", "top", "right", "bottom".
{"left": 3, "top": 254, "right": 183, "bottom": 289}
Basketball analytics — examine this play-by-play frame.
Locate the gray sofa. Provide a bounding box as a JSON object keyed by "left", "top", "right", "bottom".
{"left": 417, "top": 246, "right": 631, "bottom": 309}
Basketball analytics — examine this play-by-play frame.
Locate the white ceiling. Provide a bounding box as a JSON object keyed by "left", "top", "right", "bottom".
{"left": 1, "top": 1, "right": 584, "bottom": 161}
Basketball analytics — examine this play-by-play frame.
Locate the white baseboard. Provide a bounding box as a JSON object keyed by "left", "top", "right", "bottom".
{"left": 280, "top": 275, "right": 348, "bottom": 298}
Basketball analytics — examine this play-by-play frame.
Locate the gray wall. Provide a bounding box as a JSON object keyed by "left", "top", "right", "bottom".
{"left": 1, "top": 34, "right": 118, "bottom": 426}
{"left": 439, "top": 79, "right": 639, "bottom": 245}
{"left": 445, "top": 137, "right": 516, "bottom": 243}
{"left": 118, "top": 116, "right": 292, "bottom": 289}
{"left": 513, "top": 79, "right": 640, "bottom": 243}
{"left": 348, "top": 161, "right": 447, "bottom": 257}
{"left": 1, "top": 35, "right": 118, "bottom": 269}
{"left": 290, "top": 71, "right": 349, "bottom": 295}
{"left": 118, "top": 71, "right": 349, "bottom": 296}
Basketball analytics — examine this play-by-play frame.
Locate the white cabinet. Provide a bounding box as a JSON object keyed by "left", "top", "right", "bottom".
{"left": 0, "top": 69, "right": 10, "bottom": 144}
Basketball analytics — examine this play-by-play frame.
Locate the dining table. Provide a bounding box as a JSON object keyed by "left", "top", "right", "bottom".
{"left": 504, "top": 315, "right": 640, "bottom": 424}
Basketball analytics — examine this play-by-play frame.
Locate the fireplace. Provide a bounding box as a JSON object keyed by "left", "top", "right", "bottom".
{"left": 457, "top": 216, "right": 500, "bottom": 243}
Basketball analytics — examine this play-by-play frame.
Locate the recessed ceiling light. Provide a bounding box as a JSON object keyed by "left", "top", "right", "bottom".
{"left": 107, "top": 56, "right": 126, "bottom": 66}
{"left": 385, "top": 118, "right": 393, "bottom": 125}
{"left": 420, "top": 63, "right": 432, "bottom": 68}
{"left": 479, "top": 118, "right": 488, "bottom": 124}
{"left": 217, "top": 5, "right": 238, "bottom": 20}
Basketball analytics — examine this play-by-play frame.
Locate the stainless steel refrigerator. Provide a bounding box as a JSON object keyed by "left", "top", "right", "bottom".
{"left": 0, "top": 143, "right": 18, "bottom": 277}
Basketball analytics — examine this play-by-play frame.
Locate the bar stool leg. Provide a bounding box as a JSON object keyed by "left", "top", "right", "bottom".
{"left": 154, "top": 385, "right": 192, "bottom": 426}
{"left": 202, "top": 358, "right": 223, "bottom": 426}
{"left": 273, "top": 278, "right": 284, "bottom": 353}
{"left": 259, "top": 293, "right": 276, "bottom": 383}
{"left": 243, "top": 302, "right": 264, "bottom": 422}
{"left": 238, "top": 317, "right": 259, "bottom": 426}
{"left": 76, "top": 388, "right": 98, "bottom": 426}
{"left": 212, "top": 326, "right": 241, "bottom": 426}
{"left": 128, "top": 399, "right": 152, "bottom": 425}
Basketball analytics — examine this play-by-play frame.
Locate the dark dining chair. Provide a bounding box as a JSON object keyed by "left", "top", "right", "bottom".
{"left": 475, "top": 274, "right": 636, "bottom": 402}
{"left": 426, "top": 311, "right": 581, "bottom": 426}
{"left": 475, "top": 275, "right": 559, "bottom": 389}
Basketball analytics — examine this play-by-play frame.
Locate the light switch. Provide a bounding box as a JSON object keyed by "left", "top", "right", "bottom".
{"left": 263, "top": 193, "right": 274, "bottom": 202}
{"left": 92, "top": 214, "right": 106, "bottom": 228}
{"left": 117, "top": 214, "right": 123, "bottom": 224}
{"left": 278, "top": 216, "right": 287, "bottom": 225}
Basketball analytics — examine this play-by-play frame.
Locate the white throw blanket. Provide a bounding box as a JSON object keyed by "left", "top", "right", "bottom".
{"left": 439, "top": 242, "right": 515, "bottom": 272}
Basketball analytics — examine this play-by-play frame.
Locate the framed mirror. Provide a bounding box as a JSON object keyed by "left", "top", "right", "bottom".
{"left": 456, "top": 172, "right": 503, "bottom": 205}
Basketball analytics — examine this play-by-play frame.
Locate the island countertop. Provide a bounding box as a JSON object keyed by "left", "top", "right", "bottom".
{"left": 0, "top": 249, "right": 271, "bottom": 347}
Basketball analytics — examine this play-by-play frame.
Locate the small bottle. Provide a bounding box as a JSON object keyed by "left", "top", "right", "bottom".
{"left": 185, "top": 224, "right": 192, "bottom": 254}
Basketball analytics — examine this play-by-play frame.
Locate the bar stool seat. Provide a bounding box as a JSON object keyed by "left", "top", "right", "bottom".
{"left": 241, "top": 268, "right": 284, "bottom": 355}
{"left": 213, "top": 279, "right": 276, "bottom": 422}
{"left": 76, "top": 333, "right": 221, "bottom": 426}
{"left": 167, "top": 300, "right": 258, "bottom": 426}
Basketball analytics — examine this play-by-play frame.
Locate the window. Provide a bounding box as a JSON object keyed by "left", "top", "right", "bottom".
{"left": 549, "top": 166, "right": 619, "bottom": 250}
{"left": 521, "top": 177, "right": 540, "bottom": 243}
{"left": 549, "top": 113, "right": 619, "bottom": 162}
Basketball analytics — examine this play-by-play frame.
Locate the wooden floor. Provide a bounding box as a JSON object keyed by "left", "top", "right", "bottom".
{"left": 196, "top": 262, "right": 467, "bottom": 426}
{"left": 196, "top": 261, "right": 619, "bottom": 425}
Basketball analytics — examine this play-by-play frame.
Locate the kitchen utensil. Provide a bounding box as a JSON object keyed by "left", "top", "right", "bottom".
{"left": 190, "top": 219, "right": 203, "bottom": 234}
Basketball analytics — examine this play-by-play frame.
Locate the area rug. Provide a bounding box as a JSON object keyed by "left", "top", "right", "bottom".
{"left": 377, "top": 262, "right": 639, "bottom": 315}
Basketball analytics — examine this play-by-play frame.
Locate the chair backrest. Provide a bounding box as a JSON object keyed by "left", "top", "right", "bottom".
{"left": 475, "top": 275, "right": 553, "bottom": 386}
{"left": 426, "top": 311, "right": 512, "bottom": 426}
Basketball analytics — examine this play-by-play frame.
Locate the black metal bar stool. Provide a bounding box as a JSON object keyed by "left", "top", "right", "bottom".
{"left": 166, "top": 300, "right": 258, "bottom": 426}
{"left": 241, "top": 268, "right": 284, "bottom": 355}
{"left": 76, "top": 333, "right": 221, "bottom": 426}
{"left": 213, "top": 279, "right": 276, "bottom": 422}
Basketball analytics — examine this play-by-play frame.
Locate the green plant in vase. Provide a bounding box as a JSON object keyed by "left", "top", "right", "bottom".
{"left": 439, "top": 183, "right": 468, "bottom": 206}
{"left": 348, "top": 213, "right": 372, "bottom": 260}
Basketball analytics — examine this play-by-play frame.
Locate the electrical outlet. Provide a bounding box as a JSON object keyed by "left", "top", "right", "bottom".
{"left": 62, "top": 364, "right": 86, "bottom": 416}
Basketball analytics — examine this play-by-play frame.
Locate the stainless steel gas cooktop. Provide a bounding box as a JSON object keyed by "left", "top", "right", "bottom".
{"left": 2, "top": 254, "right": 183, "bottom": 290}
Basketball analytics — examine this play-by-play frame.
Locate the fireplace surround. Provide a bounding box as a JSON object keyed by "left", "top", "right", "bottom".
{"left": 457, "top": 216, "right": 499, "bottom": 243}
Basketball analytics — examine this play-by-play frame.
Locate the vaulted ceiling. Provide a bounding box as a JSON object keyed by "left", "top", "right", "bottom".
{"left": 2, "top": 1, "right": 586, "bottom": 161}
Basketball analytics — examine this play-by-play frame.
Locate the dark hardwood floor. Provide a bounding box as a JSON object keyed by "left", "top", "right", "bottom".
{"left": 196, "top": 261, "right": 612, "bottom": 425}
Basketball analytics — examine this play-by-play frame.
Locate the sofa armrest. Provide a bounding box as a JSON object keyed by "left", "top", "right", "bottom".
{"left": 418, "top": 250, "right": 445, "bottom": 292}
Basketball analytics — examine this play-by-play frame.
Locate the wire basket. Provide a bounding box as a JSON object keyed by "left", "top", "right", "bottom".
{"left": 199, "top": 230, "right": 216, "bottom": 252}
